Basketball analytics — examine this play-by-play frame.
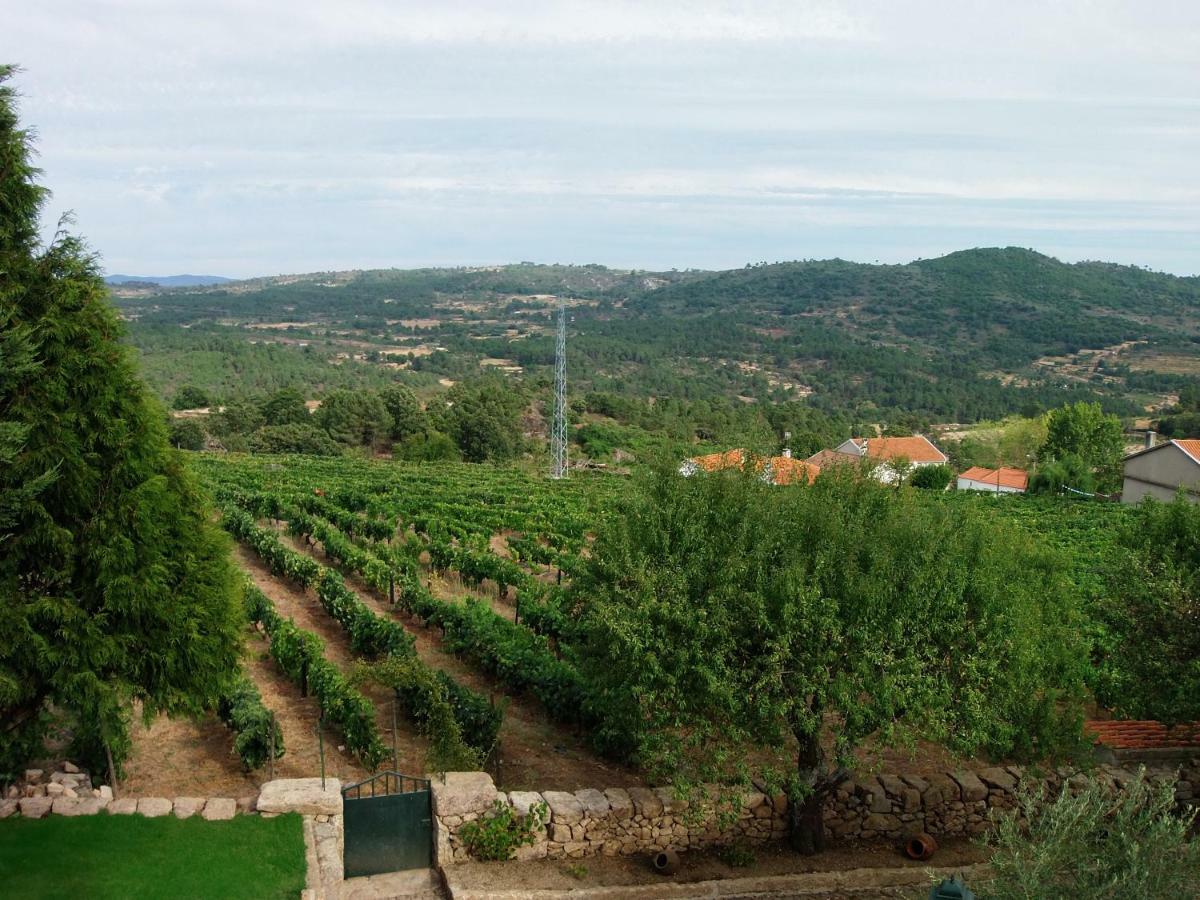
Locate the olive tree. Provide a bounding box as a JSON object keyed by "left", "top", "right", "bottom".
{"left": 574, "top": 465, "right": 1086, "bottom": 854}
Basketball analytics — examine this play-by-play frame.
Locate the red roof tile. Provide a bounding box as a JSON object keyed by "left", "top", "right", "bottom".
{"left": 958, "top": 466, "right": 1029, "bottom": 491}
{"left": 852, "top": 436, "right": 948, "bottom": 464}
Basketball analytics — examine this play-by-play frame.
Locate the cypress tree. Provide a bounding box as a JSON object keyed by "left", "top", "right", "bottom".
{"left": 0, "top": 66, "right": 242, "bottom": 774}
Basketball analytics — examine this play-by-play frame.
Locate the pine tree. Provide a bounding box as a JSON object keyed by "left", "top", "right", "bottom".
{"left": 0, "top": 66, "right": 243, "bottom": 774}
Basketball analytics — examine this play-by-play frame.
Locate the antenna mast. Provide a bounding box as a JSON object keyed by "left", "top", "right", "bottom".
{"left": 551, "top": 299, "right": 568, "bottom": 479}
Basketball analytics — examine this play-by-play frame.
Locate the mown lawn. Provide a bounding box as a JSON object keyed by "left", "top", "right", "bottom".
{"left": 0, "top": 812, "right": 307, "bottom": 899}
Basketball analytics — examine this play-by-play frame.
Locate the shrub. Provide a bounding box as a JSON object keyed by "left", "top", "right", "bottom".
{"left": 910, "top": 463, "right": 952, "bottom": 490}
{"left": 459, "top": 800, "right": 548, "bottom": 861}
{"left": 983, "top": 770, "right": 1200, "bottom": 898}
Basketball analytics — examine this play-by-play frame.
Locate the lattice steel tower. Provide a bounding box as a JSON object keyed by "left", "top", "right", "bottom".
{"left": 551, "top": 299, "right": 568, "bottom": 479}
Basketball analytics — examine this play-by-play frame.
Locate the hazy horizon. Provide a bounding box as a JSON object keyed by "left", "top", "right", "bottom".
{"left": 12, "top": 1, "right": 1200, "bottom": 278}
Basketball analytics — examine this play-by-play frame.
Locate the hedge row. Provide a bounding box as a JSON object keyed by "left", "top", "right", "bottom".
{"left": 216, "top": 676, "right": 286, "bottom": 771}
{"left": 244, "top": 582, "right": 390, "bottom": 768}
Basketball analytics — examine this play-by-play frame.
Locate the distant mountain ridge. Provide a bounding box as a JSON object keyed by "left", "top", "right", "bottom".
{"left": 106, "top": 274, "right": 232, "bottom": 287}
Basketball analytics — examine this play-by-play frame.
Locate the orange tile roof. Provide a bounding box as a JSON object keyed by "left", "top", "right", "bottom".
{"left": 765, "top": 456, "right": 820, "bottom": 486}
{"left": 686, "top": 449, "right": 819, "bottom": 485}
{"left": 689, "top": 448, "right": 747, "bottom": 472}
{"left": 1086, "top": 719, "right": 1200, "bottom": 750}
{"left": 853, "top": 436, "right": 947, "bottom": 464}
{"left": 1174, "top": 439, "right": 1200, "bottom": 463}
{"left": 958, "top": 466, "right": 1029, "bottom": 491}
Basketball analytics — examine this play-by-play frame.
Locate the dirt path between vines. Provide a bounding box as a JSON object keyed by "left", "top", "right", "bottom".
{"left": 235, "top": 545, "right": 430, "bottom": 779}
{"left": 276, "top": 532, "right": 645, "bottom": 792}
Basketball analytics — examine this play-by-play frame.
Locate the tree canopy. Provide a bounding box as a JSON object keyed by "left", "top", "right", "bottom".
{"left": 0, "top": 66, "right": 242, "bottom": 774}
{"left": 573, "top": 465, "right": 1087, "bottom": 852}
{"left": 1039, "top": 402, "right": 1124, "bottom": 492}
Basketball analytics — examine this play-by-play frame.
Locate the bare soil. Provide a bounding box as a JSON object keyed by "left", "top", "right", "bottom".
{"left": 447, "top": 838, "right": 988, "bottom": 893}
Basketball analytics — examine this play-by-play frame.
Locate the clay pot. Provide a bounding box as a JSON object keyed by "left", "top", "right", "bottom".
{"left": 652, "top": 849, "right": 680, "bottom": 875}
{"left": 905, "top": 832, "right": 938, "bottom": 861}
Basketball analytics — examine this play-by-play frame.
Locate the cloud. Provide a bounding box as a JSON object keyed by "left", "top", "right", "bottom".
{"left": 8, "top": 1, "right": 1200, "bottom": 275}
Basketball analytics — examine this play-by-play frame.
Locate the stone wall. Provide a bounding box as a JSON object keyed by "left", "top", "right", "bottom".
{"left": 431, "top": 758, "right": 1200, "bottom": 865}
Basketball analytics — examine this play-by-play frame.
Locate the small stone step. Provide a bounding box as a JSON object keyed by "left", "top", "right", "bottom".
{"left": 336, "top": 868, "right": 444, "bottom": 899}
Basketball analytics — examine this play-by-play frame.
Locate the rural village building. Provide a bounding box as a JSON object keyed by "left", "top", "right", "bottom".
{"left": 832, "top": 436, "right": 948, "bottom": 484}
{"left": 680, "top": 448, "right": 821, "bottom": 486}
{"left": 957, "top": 466, "right": 1029, "bottom": 495}
{"left": 1121, "top": 436, "right": 1200, "bottom": 503}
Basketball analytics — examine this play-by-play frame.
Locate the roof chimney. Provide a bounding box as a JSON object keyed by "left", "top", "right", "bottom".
{"left": 782, "top": 431, "right": 792, "bottom": 459}
{"left": 1145, "top": 430, "right": 1157, "bottom": 449}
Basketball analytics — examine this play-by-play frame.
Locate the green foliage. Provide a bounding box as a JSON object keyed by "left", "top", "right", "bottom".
{"left": 259, "top": 387, "right": 310, "bottom": 427}
{"left": 215, "top": 396, "right": 265, "bottom": 437}
{"left": 379, "top": 384, "right": 426, "bottom": 442}
{"left": 248, "top": 423, "right": 341, "bottom": 456}
{"left": 1091, "top": 497, "right": 1200, "bottom": 723}
{"left": 393, "top": 429, "right": 460, "bottom": 462}
{"left": 0, "top": 67, "right": 242, "bottom": 775}
{"left": 1029, "top": 453, "right": 1097, "bottom": 496}
{"left": 910, "top": 463, "right": 952, "bottom": 490}
{"left": 317, "top": 389, "right": 392, "bottom": 449}
{"left": 573, "top": 466, "right": 1088, "bottom": 849}
{"left": 458, "top": 799, "right": 547, "bottom": 861}
{"left": 983, "top": 771, "right": 1200, "bottom": 898}
{"left": 574, "top": 422, "right": 624, "bottom": 458}
{"left": 354, "top": 656, "right": 492, "bottom": 771}
{"left": 1040, "top": 402, "right": 1125, "bottom": 492}
{"left": 168, "top": 417, "right": 207, "bottom": 451}
{"left": 716, "top": 842, "right": 756, "bottom": 868}
{"left": 171, "top": 385, "right": 211, "bottom": 410}
{"left": 442, "top": 377, "right": 526, "bottom": 463}
{"left": 216, "top": 675, "right": 284, "bottom": 771}
{"left": 244, "top": 581, "right": 389, "bottom": 768}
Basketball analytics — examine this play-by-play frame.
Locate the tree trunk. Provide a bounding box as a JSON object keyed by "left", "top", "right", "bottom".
{"left": 789, "top": 728, "right": 826, "bottom": 855}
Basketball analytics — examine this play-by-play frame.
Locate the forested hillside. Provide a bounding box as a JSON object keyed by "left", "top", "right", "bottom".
{"left": 114, "top": 249, "right": 1200, "bottom": 425}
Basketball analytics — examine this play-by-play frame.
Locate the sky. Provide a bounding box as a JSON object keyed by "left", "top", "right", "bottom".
{"left": 8, "top": 1, "right": 1200, "bottom": 278}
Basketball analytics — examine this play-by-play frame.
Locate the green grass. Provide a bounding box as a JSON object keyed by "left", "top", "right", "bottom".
{"left": 0, "top": 812, "right": 307, "bottom": 899}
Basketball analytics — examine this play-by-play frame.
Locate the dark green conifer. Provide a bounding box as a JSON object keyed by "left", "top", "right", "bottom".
{"left": 0, "top": 66, "right": 242, "bottom": 773}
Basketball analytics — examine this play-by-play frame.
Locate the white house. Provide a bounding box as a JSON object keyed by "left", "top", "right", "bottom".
{"left": 957, "top": 466, "right": 1028, "bottom": 495}
{"left": 1121, "top": 437, "right": 1200, "bottom": 504}
{"left": 833, "top": 436, "right": 948, "bottom": 484}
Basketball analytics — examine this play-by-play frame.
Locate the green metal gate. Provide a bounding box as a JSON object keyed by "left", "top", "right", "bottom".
{"left": 342, "top": 772, "right": 432, "bottom": 878}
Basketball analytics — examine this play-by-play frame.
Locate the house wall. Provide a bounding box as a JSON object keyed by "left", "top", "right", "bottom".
{"left": 1122, "top": 444, "right": 1200, "bottom": 504}
{"left": 957, "top": 478, "right": 1023, "bottom": 495}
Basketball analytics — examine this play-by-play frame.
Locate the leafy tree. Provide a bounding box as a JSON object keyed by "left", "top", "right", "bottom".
{"left": 393, "top": 429, "right": 460, "bottom": 462}
{"left": 248, "top": 423, "right": 341, "bottom": 456}
{"left": 1040, "top": 402, "right": 1124, "bottom": 491}
{"left": 1028, "top": 453, "right": 1097, "bottom": 496}
{"left": 1091, "top": 497, "right": 1200, "bottom": 723}
{"left": 574, "top": 466, "right": 1086, "bottom": 854}
{"left": 983, "top": 771, "right": 1199, "bottom": 898}
{"left": 0, "top": 66, "right": 242, "bottom": 775}
{"left": 171, "top": 384, "right": 210, "bottom": 410}
{"left": 214, "top": 396, "right": 264, "bottom": 437}
{"left": 1156, "top": 410, "right": 1200, "bottom": 439}
{"left": 444, "top": 377, "right": 526, "bottom": 463}
{"left": 379, "top": 384, "right": 426, "bottom": 442}
{"left": 169, "top": 418, "right": 206, "bottom": 451}
{"left": 258, "top": 387, "right": 309, "bottom": 427}
{"left": 910, "top": 463, "right": 952, "bottom": 490}
{"left": 316, "top": 389, "right": 392, "bottom": 449}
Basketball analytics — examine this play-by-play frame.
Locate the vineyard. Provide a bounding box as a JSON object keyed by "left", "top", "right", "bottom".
{"left": 141, "top": 454, "right": 638, "bottom": 795}
{"left": 140, "top": 454, "right": 1135, "bottom": 796}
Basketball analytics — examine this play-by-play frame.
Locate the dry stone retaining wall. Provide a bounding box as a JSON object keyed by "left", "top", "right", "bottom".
{"left": 431, "top": 759, "right": 1200, "bottom": 865}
